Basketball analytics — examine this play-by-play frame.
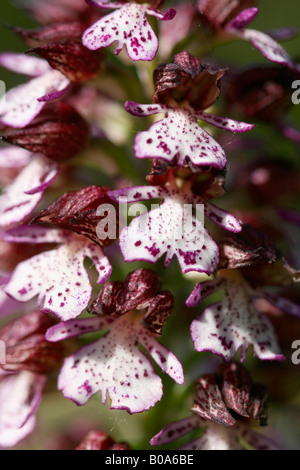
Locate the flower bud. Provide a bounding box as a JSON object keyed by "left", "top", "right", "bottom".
{"left": 153, "top": 52, "right": 225, "bottom": 110}
{"left": 32, "top": 185, "right": 118, "bottom": 247}
{"left": 0, "top": 311, "right": 64, "bottom": 374}
{"left": 29, "top": 40, "right": 102, "bottom": 83}
{"left": 4, "top": 103, "right": 89, "bottom": 162}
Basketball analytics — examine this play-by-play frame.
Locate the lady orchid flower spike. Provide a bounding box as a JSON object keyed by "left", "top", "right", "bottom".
{"left": 125, "top": 52, "right": 254, "bottom": 170}
{"left": 46, "top": 269, "right": 184, "bottom": 413}
{"left": 82, "top": 0, "right": 176, "bottom": 61}
{"left": 187, "top": 225, "right": 300, "bottom": 361}
{"left": 151, "top": 362, "right": 280, "bottom": 450}
{"left": 108, "top": 174, "right": 242, "bottom": 275}
{"left": 2, "top": 186, "right": 117, "bottom": 321}
{"left": 197, "top": 0, "right": 299, "bottom": 70}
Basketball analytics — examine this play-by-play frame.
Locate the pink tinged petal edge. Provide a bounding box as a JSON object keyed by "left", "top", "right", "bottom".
{"left": 46, "top": 316, "right": 114, "bottom": 342}
{"left": 280, "top": 124, "right": 300, "bottom": 144}
{"left": 0, "top": 156, "right": 58, "bottom": 227}
{"left": 82, "top": 4, "right": 159, "bottom": 61}
{"left": 119, "top": 201, "right": 219, "bottom": 275}
{"left": 150, "top": 415, "right": 201, "bottom": 446}
{"left": 108, "top": 185, "right": 167, "bottom": 203}
{"left": 4, "top": 234, "right": 112, "bottom": 321}
{"left": 190, "top": 280, "right": 285, "bottom": 362}
{"left": 226, "top": 8, "right": 258, "bottom": 31}
{"left": 266, "top": 27, "right": 298, "bottom": 42}
{"left": 138, "top": 327, "right": 184, "bottom": 384}
{"left": 185, "top": 279, "right": 223, "bottom": 308}
{"left": 237, "top": 28, "right": 297, "bottom": 70}
{"left": 85, "top": 0, "right": 125, "bottom": 9}
{"left": 0, "top": 70, "right": 70, "bottom": 128}
{"left": 0, "top": 225, "right": 67, "bottom": 244}
{"left": 0, "top": 146, "right": 33, "bottom": 169}
{"left": 133, "top": 109, "right": 227, "bottom": 170}
{"left": 0, "top": 371, "right": 46, "bottom": 448}
{"left": 256, "top": 290, "right": 300, "bottom": 319}
{"left": 0, "top": 277, "right": 22, "bottom": 318}
{"left": 37, "top": 84, "right": 71, "bottom": 102}
{"left": 0, "top": 53, "right": 52, "bottom": 77}
{"left": 146, "top": 8, "right": 176, "bottom": 21}
{"left": 195, "top": 111, "right": 255, "bottom": 133}
{"left": 57, "top": 315, "right": 164, "bottom": 413}
{"left": 125, "top": 101, "right": 167, "bottom": 117}
{"left": 201, "top": 200, "right": 242, "bottom": 233}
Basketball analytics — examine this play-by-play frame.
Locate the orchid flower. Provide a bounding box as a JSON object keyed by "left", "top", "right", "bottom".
{"left": 46, "top": 269, "right": 184, "bottom": 413}
{"left": 0, "top": 53, "right": 70, "bottom": 128}
{"left": 82, "top": 0, "right": 176, "bottom": 61}
{"left": 109, "top": 178, "right": 242, "bottom": 275}
{"left": 197, "top": 0, "right": 299, "bottom": 70}
{"left": 151, "top": 362, "right": 280, "bottom": 450}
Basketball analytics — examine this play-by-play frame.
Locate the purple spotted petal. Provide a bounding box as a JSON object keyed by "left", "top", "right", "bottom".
{"left": 0, "top": 156, "right": 58, "bottom": 227}
{"left": 56, "top": 314, "right": 164, "bottom": 413}
{"left": 86, "top": 0, "right": 125, "bottom": 9}
{"left": 138, "top": 327, "right": 184, "bottom": 384}
{"left": 108, "top": 184, "right": 166, "bottom": 203}
{"left": 150, "top": 415, "right": 201, "bottom": 446}
{"left": 0, "top": 225, "right": 66, "bottom": 244}
{"left": 0, "top": 53, "right": 52, "bottom": 77}
{"left": 0, "top": 371, "right": 46, "bottom": 448}
{"left": 82, "top": 4, "right": 158, "bottom": 61}
{"left": 0, "top": 146, "right": 32, "bottom": 169}
{"left": 46, "top": 316, "right": 114, "bottom": 342}
{"left": 191, "top": 279, "right": 285, "bottom": 362}
{"left": 0, "top": 70, "right": 70, "bottom": 128}
{"left": 201, "top": 200, "right": 242, "bottom": 233}
{"left": 133, "top": 107, "right": 227, "bottom": 170}
{"left": 125, "top": 101, "right": 166, "bottom": 117}
{"left": 238, "top": 28, "right": 297, "bottom": 69}
{"left": 5, "top": 233, "right": 112, "bottom": 320}
{"left": 226, "top": 7, "right": 258, "bottom": 30}
{"left": 186, "top": 279, "right": 223, "bottom": 307}
{"left": 195, "top": 111, "right": 255, "bottom": 133}
{"left": 119, "top": 197, "right": 219, "bottom": 275}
